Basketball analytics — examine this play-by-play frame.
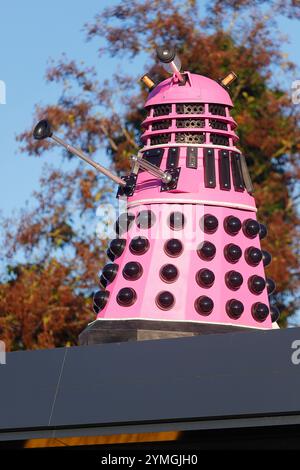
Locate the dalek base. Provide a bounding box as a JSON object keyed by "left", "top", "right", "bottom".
{"left": 78, "top": 319, "right": 256, "bottom": 346}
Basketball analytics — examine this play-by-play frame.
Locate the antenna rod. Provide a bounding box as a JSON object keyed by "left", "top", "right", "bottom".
{"left": 33, "top": 120, "right": 126, "bottom": 187}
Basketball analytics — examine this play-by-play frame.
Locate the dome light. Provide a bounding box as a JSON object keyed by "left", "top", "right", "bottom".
{"left": 221, "top": 71, "right": 237, "bottom": 88}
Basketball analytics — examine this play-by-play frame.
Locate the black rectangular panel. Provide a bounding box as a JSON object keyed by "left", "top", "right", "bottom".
{"left": 186, "top": 147, "right": 198, "bottom": 169}
{"left": 231, "top": 152, "right": 244, "bottom": 191}
{"left": 219, "top": 149, "right": 231, "bottom": 190}
{"left": 203, "top": 148, "right": 216, "bottom": 188}
{"left": 141, "top": 148, "right": 164, "bottom": 169}
{"left": 166, "top": 147, "right": 179, "bottom": 169}
{"left": 240, "top": 154, "right": 254, "bottom": 194}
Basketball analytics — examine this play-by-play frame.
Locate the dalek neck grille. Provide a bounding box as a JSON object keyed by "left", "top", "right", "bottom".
{"left": 209, "top": 103, "right": 226, "bottom": 116}
{"left": 176, "top": 103, "right": 205, "bottom": 114}
{"left": 209, "top": 119, "right": 228, "bottom": 130}
{"left": 176, "top": 118, "right": 205, "bottom": 128}
{"left": 210, "top": 133, "right": 230, "bottom": 146}
{"left": 150, "top": 133, "right": 170, "bottom": 145}
{"left": 142, "top": 101, "right": 238, "bottom": 148}
{"left": 153, "top": 104, "right": 172, "bottom": 116}
{"left": 175, "top": 132, "right": 205, "bottom": 144}
{"left": 152, "top": 120, "right": 171, "bottom": 131}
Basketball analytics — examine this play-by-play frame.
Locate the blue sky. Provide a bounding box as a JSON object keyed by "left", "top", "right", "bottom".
{"left": 0, "top": 0, "right": 125, "bottom": 217}
{"left": 0, "top": 1, "right": 300, "bottom": 219}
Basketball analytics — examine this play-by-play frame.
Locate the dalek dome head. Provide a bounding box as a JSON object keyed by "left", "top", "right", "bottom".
{"left": 140, "top": 47, "right": 238, "bottom": 150}
{"left": 141, "top": 70, "right": 238, "bottom": 152}
{"left": 145, "top": 72, "right": 233, "bottom": 109}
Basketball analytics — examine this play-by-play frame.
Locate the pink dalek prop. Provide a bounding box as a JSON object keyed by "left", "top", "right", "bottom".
{"left": 33, "top": 46, "right": 280, "bottom": 344}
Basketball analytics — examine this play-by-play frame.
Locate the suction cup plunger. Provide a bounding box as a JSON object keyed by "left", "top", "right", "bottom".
{"left": 32, "top": 120, "right": 125, "bottom": 187}
{"left": 156, "top": 45, "right": 184, "bottom": 82}
{"left": 33, "top": 119, "right": 53, "bottom": 140}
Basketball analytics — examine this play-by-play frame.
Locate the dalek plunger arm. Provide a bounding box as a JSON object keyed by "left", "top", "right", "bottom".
{"left": 33, "top": 120, "right": 126, "bottom": 187}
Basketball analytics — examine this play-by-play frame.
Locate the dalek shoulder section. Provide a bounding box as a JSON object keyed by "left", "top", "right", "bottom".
{"left": 125, "top": 146, "right": 256, "bottom": 212}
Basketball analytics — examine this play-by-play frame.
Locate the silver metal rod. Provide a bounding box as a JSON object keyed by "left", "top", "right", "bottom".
{"left": 51, "top": 134, "right": 126, "bottom": 187}
{"left": 170, "top": 61, "right": 184, "bottom": 83}
{"left": 131, "top": 155, "right": 172, "bottom": 183}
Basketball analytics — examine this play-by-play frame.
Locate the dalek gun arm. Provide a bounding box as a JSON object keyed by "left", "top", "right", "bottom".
{"left": 32, "top": 120, "right": 126, "bottom": 187}
{"left": 116, "top": 153, "right": 176, "bottom": 198}
{"left": 131, "top": 153, "right": 173, "bottom": 184}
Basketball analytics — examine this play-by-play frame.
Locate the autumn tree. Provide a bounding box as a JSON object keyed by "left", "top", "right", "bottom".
{"left": 1, "top": 0, "right": 300, "bottom": 350}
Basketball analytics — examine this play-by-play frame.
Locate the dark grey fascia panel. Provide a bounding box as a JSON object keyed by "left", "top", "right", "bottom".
{"left": 0, "top": 347, "right": 66, "bottom": 430}
{"left": 1, "top": 327, "right": 300, "bottom": 441}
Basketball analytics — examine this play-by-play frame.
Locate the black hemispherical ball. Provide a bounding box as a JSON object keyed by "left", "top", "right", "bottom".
{"left": 109, "top": 238, "right": 126, "bottom": 258}
{"left": 224, "top": 216, "right": 242, "bottom": 235}
{"left": 117, "top": 287, "right": 137, "bottom": 306}
{"left": 99, "top": 274, "right": 108, "bottom": 289}
{"left": 202, "top": 214, "right": 218, "bottom": 233}
{"left": 224, "top": 243, "right": 242, "bottom": 263}
{"left": 196, "top": 269, "right": 215, "bottom": 288}
{"left": 245, "top": 247, "right": 262, "bottom": 266}
{"left": 136, "top": 210, "right": 156, "bottom": 229}
{"left": 194, "top": 296, "right": 214, "bottom": 315}
{"left": 129, "top": 236, "right": 149, "bottom": 255}
{"left": 259, "top": 223, "right": 268, "bottom": 240}
{"left": 168, "top": 212, "right": 185, "bottom": 230}
{"left": 93, "top": 290, "right": 110, "bottom": 310}
{"left": 262, "top": 250, "right": 272, "bottom": 267}
{"left": 225, "top": 271, "right": 243, "bottom": 290}
{"left": 93, "top": 303, "right": 100, "bottom": 314}
{"left": 156, "top": 291, "right": 175, "bottom": 310}
{"left": 164, "top": 238, "right": 183, "bottom": 257}
{"left": 115, "top": 213, "right": 135, "bottom": 235}
{"left": 160, "top": 264, "right": 178, "bottom": 283}
{"left": 266, "top": 278, "right": 276, "bottom": 295}
{"left": 270, "top": 305, "right": 280, "bottom": 323}
{"left": 243, "top": 219, "right": 260, "bottom": 238}
{"left": 102, "top": 263, "right": 119, "bottom": 283}
{"left": 123, "top": 262, "right": 143, "bottom": 280}
{"left": 226, "top": 299, "right": 244, "bottom": 319}
{"left": 106, "top": 248, "right": 115, "bottom": 262}
{"left": 248, "top": 275, "right": 266, "bottom": 294}
{"left": 197, "top": 241, "right": 216, "bottom": 260}
{"left": 252, "top": 302, "right": 269, "bottom": 322}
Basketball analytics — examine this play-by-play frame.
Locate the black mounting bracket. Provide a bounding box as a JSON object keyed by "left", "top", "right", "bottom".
{"left": 117, "top": 174, "right": 137, "bottom": 198}
{"left": 160, "top": 167, "right": 181, "bottom": 192}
